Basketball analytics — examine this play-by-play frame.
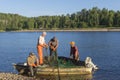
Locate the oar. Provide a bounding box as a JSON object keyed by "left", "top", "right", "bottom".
{"left": 56, "top": 52, "right": 61, "bottom": 80}
{"left": 45, "top": 48, "right": 50, "bottom": 64}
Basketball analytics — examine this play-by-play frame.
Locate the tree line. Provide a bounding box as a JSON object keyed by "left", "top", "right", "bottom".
{"left": 0, "top": 7, "right": 120, "bottom": 31}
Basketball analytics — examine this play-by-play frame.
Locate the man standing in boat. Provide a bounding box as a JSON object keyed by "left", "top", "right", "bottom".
{"left": 48, "top": 36, "right": 58, "bottom": 62}
{"left": 37, "top": 32, "right": 48, "bottom": 65}
{"left": 69, "top": 41, "right": 79, "bottom": 61}
{"left": 27, "top": 52, "right": 38, "bottom": 77}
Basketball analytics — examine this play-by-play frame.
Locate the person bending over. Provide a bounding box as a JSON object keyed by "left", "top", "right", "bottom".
{"left": 69, "top": 41, "right": 79, "bottom": 61}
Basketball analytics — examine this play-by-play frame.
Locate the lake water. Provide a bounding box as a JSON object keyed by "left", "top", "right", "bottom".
{"left": 0, "top": 31, "right": 120, "bottom": 80}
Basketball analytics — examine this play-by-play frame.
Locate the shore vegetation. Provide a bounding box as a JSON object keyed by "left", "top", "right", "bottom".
{"left": 0, "top": 7, "right": 120, "bottom": 31}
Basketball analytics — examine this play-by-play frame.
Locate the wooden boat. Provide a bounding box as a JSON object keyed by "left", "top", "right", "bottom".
{"left": 13, "top": 56, "right": 93, "bottom": 76}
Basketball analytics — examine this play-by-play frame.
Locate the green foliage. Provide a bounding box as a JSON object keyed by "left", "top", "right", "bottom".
{"left": 0, "top": 7, "right": 120, "bottom": 31}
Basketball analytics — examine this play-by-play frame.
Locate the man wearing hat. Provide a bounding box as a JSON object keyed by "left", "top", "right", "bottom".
{"left": 48, "top": 36, "right": 58, "bottom": 62}
{"left": 69, "top": 41, "right": 79, "bottom": 61}
{"left": 27, "top": 52, "right": 38, "bottom": 76}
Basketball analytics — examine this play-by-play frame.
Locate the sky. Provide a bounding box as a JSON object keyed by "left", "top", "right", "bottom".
{"left": 0, "top": 0, "right": 120, "bottom": 17}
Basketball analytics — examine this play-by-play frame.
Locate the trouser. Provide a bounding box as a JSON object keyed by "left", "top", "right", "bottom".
{"left": 49, "top": 48, "right": 58, "bottom": 64}
{"left": 29, "top": 66, "right": 37, "bottom": 77}
{"left": 29, "top": 66, "right": 34, "bottom": 76}
{"left": 37, "top": 45, "right": 43, "bottom": 65}
{"left": 73, "top": 54, "right": 79, "bottom": 61}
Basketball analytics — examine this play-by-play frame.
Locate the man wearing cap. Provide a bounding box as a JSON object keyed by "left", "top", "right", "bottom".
{"left": 37, "top": 31, "right": 48, "bottom": 65}
{"left": 70, "top": 41, "right": 79, "bottom": 61}
{"left": 48, "top": 36, "right": 58, "bottom": 62}
{"left": 27, "top": 52, "right": 38, "bottom": 76}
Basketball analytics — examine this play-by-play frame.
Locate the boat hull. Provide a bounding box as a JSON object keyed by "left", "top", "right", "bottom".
{"left": 13, "top": 56, "right": 93, "bottom": 75}
{"left": 36, "top": 67, "right": 92, "bottom": 76}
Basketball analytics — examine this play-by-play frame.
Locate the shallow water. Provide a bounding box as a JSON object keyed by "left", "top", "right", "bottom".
{"left": 0, "top": 31, "right": 120, "bottom": 80}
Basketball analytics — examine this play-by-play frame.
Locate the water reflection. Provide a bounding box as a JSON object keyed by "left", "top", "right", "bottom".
{"left": 36, "top": 74, "right": 92, "bottom": 80}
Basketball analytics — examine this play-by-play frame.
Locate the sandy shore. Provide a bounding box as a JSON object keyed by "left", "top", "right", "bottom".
{"left": 1, "top": 28, "right": 120, "bottom": 32}
{"left": 14, "top": 28, "right": 120, "bottom": 32}
{"left": 18, "top": 28, "right": 120, "bottom": 32}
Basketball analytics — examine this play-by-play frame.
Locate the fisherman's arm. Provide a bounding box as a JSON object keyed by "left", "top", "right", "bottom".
{"left": 27, "top": 58, "right": 36, "bottom": 67}
{"left": 75, "top": 46, "right": 79, "bottom": 60}
{"left": 54, "top": 40, "right": 59, "bottom": 50}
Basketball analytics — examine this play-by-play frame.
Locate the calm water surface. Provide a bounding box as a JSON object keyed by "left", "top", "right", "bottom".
{"left": 0, "top": 31, "right": 120, "bottom": 80}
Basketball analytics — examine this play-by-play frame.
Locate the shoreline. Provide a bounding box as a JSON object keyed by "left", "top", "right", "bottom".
{"left": 1, "top": 28, "right": 120, "bottom": 32}
{"left": 0, "top": 72, "right": 38, "bottom": 80}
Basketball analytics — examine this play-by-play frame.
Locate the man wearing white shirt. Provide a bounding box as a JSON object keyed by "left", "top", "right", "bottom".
{"left": 37, "top": 32, "right": 48, "bottom": 65}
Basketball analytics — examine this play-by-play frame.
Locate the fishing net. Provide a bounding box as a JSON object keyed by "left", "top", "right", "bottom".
{"left": 58, "top": 58, "right": 75, "bottom": 67}
{"left": 43, "top": 48, "right": 85, "bottom": 68}
{"left": 44, "top": 56, "right": 85, "bottom": 68}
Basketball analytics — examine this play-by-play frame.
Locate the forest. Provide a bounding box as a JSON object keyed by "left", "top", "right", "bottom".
{"left": 0, "top": 7, "right": 120, "bottom": 31}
